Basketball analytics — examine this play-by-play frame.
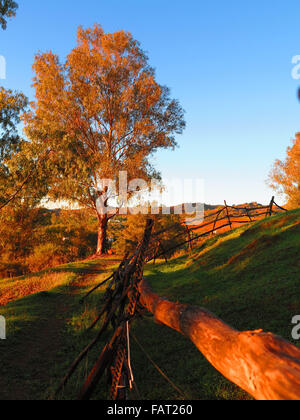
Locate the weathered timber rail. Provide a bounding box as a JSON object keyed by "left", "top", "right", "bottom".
{"left": 139, "top": 279, "right": 300, "bottom": 401}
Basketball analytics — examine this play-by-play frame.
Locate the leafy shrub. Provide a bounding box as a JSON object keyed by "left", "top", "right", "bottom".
{"left": 0, "top": 261, "right": 28, "bottom": 279}
{"left": 112, "top": 213, "right": 187, "bottom": 257}
{"left": 0, "top": 207, "right": 98, "bottom": 278}
{"left": 25, "top": 243, "right": 72, "bottom": 272}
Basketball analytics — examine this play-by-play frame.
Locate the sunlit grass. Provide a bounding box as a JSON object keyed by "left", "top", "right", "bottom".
{"left": 0, "top": 272, "right": 73, "bottom": 306}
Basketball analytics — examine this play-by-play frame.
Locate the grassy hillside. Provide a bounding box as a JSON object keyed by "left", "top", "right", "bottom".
{"left": 0, "top": 209, "right": 299, "bottom": 400}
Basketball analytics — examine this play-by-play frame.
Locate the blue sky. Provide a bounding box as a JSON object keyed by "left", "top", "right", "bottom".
{"left": 1, "top": 0, "right": 300, "bottom": 205}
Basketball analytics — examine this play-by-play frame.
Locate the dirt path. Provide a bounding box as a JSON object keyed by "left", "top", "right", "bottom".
{"left": 0, "top": 261, "right": 116, "bottom": 400}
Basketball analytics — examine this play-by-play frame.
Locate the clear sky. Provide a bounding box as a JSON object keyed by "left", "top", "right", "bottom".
{"left": 1, "top": 0, "right": 300, "bottom": 205}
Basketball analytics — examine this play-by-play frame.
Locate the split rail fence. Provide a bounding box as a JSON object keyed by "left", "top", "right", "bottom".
{"left": 54, "top": 198, "right": 300, "bottom": 401}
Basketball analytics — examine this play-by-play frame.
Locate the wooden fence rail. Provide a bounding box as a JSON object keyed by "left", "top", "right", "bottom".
{"left": 182, "top": 197, "right": 286, "bottom": 243}
{"left": 139, "top": 279, "right": 300, "bottom": 400}
{"left": 150, "top": 198, "right": 287, "bottom": 262}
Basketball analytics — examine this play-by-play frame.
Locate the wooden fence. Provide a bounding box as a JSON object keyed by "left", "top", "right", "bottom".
{"left": 151, "top": 197, "right": 286, "bottom": 261}
{"left": 54, "top": 198, "right": 300, "bottom": 401}
{"left": 188, "top": 196, "right": 285, "bottom": 237}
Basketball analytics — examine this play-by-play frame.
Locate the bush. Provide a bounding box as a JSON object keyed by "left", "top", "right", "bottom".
{"left": 0, "top": 207, "right": 98, "bottom": 278}
{"left": 0, "top": 261, "right": 28, "bottom": 279}
{"left": 112, "top": 213, "right": 187, "bottom": 257}
{"left": 26, "top": 243, "right": 75, "bottom": 272}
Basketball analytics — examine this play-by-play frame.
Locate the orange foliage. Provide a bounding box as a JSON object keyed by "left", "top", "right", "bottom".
{"left": 23, "top": 24, "right": 185, "bottom": 255}
{"left": 270, "top": 132, "right": 300, "bottom": 208}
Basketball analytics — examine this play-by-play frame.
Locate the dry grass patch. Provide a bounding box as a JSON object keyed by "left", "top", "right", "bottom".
{"left": 0, "top": 272, "right": 72, "bottom": 306}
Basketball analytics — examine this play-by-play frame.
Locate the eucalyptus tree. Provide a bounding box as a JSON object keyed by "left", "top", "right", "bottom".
{"left": 24, "top": 25, "right": 185, "bottom": 254}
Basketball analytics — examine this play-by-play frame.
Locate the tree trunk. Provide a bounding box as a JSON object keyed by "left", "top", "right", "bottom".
{"left": 96, "top": 214, "right": 108, "bottom": 255}
{"left": 138, "top": 278, "right": 300, "bottom": 400}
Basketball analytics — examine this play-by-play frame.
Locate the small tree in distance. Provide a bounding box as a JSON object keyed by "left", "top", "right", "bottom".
{"left": 269, "top": 132, "right": 300, "bottom": 209}
{"left": 24, "top": 24, "right": 186, "bottom": 255}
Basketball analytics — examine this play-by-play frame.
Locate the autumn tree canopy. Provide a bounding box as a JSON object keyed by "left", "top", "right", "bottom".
{"left": 0, "top": 0, "right": 18, "bottom": 29}
{"left": 0, "top": 87, "right": 29, "bottom": 207}
{"left": 24, "top": 24, "right": 186, "bottom": 255}
{"left": 270, "top": 132, "right": 300, "bottom": 208}
{"left": 0, "top": 87, "right": 27, "bottom": 161}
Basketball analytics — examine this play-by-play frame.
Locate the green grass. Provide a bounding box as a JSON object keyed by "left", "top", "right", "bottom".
{"left": 0, "top": 258, "right": 120, "bottom": 400}
{"left": 0, "top": 210, "right": 299, "bottom": 400}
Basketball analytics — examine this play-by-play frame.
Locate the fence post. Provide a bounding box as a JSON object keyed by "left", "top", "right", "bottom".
{"left": 245, "top": 208, "right": 252, "bottom": 223}
{"left": 224, "top": 201, "right": 232, "bottom": 230}
{"left": 268, "top": 196, "right": 275, "bottom": 217}
{"left": 211, "top": 208, "right": 222, "bottom": 237}
{"left": 158, "top": 240, "right": 168, "bottom": 263}
{"left": 185, "top": 225, "right": 193, "bottom": 251}
{"left": 153, "top": 243, "right": 159, "bottom": 265}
